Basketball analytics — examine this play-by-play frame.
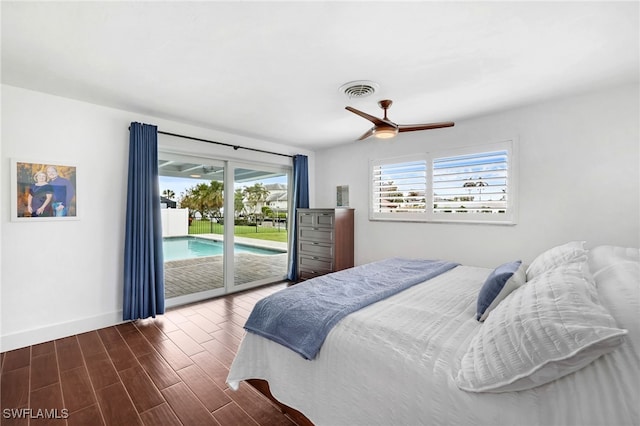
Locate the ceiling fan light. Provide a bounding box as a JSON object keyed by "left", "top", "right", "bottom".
{"left": 373, "top": 127, "right": 399, "bottom": 139}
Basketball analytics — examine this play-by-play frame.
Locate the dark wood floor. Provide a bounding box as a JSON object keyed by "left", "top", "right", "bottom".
{"left": 0, "top": 282, "right": 297, "bottom": 426}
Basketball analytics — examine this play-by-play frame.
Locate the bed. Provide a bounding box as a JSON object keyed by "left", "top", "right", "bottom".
{"left": 227, "top": 243, "right": 640, "bottom": 426}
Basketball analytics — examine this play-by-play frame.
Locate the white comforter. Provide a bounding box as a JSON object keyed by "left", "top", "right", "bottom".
{"left": 228, "top": 258, "right": 639, "bottom": 426}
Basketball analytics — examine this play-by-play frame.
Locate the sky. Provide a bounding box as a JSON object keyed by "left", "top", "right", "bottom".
{"left": 159, "top": 176, "right": 209, "bottom": 199}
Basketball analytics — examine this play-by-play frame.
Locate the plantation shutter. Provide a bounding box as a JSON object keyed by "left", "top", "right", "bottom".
{"left": 371, "top": 157, "right": 427, "bottom": 218}
{"left": 369, "top": 140, "right": 516, "bottom": 224}
{"left": 432, "top": 150, "right": 509, "bottom": 215}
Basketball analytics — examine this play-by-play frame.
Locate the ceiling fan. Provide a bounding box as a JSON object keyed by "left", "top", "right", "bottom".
{"left": 345, "top": 99, "right": 454, "bottom": 141}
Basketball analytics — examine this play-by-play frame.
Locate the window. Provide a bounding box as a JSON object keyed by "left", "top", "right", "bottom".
{"left": 370, "top": 140, "right": 517, "bottom": 224}
{"left": 371, "top": 155, "right": 428, "bottom": 220}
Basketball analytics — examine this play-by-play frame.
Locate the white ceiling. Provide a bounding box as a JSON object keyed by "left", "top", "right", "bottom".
{"left": 2, "top": 1, "right": 638, "bottom": 151}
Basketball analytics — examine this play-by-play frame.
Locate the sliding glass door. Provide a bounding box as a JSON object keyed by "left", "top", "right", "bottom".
{"left": 230, "top": 164, "right": 289, "bottom": 292}
{"left": 158, "top": 153, "right": 290, "bottom": 306}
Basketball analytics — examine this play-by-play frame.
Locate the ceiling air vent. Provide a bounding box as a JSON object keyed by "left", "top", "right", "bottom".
{"left": 339, "top": 80, "right": 379, "bottom": 99}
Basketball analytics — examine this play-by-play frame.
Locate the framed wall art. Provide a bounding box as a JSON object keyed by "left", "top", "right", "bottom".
{"left": 336, "top": 185, "right": 349, "bottom": 207}
{"left": 11, "top": 159, "right": 78, "bottom": 221}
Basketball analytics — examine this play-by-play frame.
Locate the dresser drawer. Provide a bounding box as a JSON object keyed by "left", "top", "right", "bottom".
{"left": 298, "top": 269, "right": 330, "bottom": 280}
{"left": 299, "top": 227, "right": 334, "bottom": 243}
{"left": 298, "top": 212, "right": 316, "bottom": 227}
{"left": 315, "top": 213, "right": 334, "bottom": 227}
{"left": 299, "top": 255, "right": 333, "bottom": 272}
{"left": 299, "top": 241, "right": 333, "bottom": 258}
{"left": 298, "top": 211, "right": 334, "bottom": 228}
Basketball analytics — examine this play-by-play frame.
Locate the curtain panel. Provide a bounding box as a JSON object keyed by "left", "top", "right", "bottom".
{"left": 123, "top": 122, "right": 165, "bottom": 320}
{"left": 286, "top": 154, "right": 310, "bottom": 280}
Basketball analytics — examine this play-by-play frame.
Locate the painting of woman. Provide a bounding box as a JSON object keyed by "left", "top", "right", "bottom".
{"left": 27, "top": 171, "right": 54, "bottom": 217}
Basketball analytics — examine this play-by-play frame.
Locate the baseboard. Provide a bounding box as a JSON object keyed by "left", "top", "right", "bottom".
{"left": 0, "top": 310, "right": 124, "bottom": 353}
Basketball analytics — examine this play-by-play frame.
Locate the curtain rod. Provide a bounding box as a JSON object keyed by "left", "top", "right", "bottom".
{"left": 157, "top": 130, "right": 294, "bottom": 158}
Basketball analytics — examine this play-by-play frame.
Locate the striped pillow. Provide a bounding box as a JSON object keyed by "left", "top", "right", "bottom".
{"left": 526, "top": 241, "right": 587, "bottom": 280}
{"left": 457, "top": 264, "right": 627, "bottom": 393}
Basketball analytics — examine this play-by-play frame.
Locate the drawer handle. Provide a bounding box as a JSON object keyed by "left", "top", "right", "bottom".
{"left": 312, "top": 242, "right": 319, "bottom": 245}
{"left": 312, "top": 256, "right": 319, "bottom": 260}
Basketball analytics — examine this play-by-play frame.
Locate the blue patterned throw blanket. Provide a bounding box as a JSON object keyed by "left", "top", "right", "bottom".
{"left": 244, "top": 257, "right": 459, "bottom": 359}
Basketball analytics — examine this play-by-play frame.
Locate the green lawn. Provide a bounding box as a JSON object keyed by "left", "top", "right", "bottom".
{"left": 235, "top": 231, "right": 288, "bottom": 243}
{"left": 189, "top": 220, "right": 288, "bottom": 243}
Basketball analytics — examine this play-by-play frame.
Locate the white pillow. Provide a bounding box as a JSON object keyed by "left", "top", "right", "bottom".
{"left": 589, "top": 245, "right": 640, "bottom": 279}
{"left": 525, "top": 241, "right": 587, "bottom": 281}
{"left": 455, "top": 265, "right": 627, "bottom": 393}
{"left": 593, "top": 258, "right": 639, "bottom": 341}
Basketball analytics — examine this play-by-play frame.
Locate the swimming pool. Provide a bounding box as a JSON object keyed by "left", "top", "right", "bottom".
{"left": 163, "top": 236, "right": 285, "bottom": 262}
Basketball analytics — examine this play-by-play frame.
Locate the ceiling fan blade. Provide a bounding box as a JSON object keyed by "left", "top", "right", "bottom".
{"left": 356, "top": 127, "right": 376, "bottom": 141}
{"left": 398, "top": 122, "right": 455, "bottom": 132}
{"left": 345, "top": 106, "right": 386, "bottom": 126}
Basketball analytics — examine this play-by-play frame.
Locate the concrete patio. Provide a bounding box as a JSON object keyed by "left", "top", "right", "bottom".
{"left": 163, "top": 234, "right": 288, "bottom": 299}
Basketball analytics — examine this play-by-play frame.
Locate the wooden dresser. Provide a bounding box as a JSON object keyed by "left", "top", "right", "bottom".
{"left": 296, "top": 208, "right": 354, "bottom": 281}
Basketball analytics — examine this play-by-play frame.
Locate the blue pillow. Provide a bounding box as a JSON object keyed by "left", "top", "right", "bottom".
{"left": 476, "top": 260, "right": 526, "bottom": 322}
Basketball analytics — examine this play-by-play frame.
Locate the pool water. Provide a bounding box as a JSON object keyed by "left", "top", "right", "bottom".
{"left": 163, "top": 236, "right": 284, "bottom": 261}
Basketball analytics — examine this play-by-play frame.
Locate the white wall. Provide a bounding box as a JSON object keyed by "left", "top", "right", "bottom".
{"left": 0, "top": 85, "right": 314, "bottom": 351}
{"left": 315, "top": 84, "right": 640, "bottom": 268}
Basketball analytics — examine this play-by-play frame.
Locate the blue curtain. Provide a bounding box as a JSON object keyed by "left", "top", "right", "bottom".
{"left": 286, "top": 154, "right": 310, "bottom": 280}
{"left": 123, "top": 122, "right": 165, "bottom": 320}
